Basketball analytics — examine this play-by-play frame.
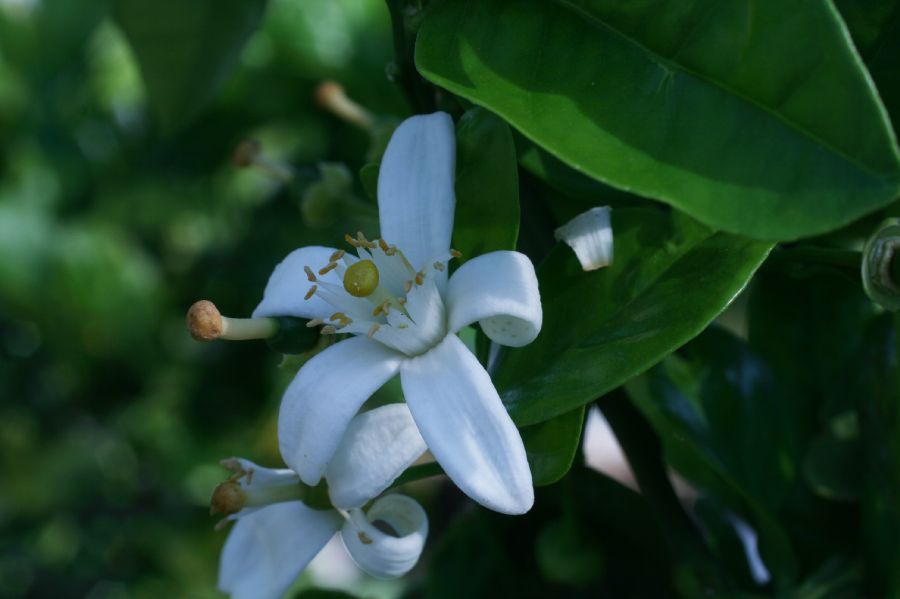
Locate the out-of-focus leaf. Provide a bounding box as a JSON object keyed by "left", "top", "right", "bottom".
{"left": 625, "top": 327, "right": 798, "bottom": 586}
{"left": 789, "top": 558, "right": 863, "bottom": 599}
{"left": 452, "top": 106, "right": 519, "bottom": 262}
{"left": 293, "top": 590, "right": 360, "bottom": 599}
{"left": 112, "top": 0, "right": 267, "bottom": 132}
{"left": 359, "top": 163, "right": 379, "bottom": 202}
{"left": 520, "top": 406, "right": 585, "bottom": 486}
{"left": 416, "top": 0, "right": 900, "bottom": 240}
{"left": 803, "top": 434, "right": 863, "bottom": 502}
{"left": 492, "top": 207, "right": 771, "bottom": 426}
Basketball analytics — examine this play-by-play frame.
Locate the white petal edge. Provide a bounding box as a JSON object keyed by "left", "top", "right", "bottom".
{"left": 446, "top": 251, "right": 542, "bottom": 347}
{"left": 326, "top": 403, "right": 427, "bottom": 510}
{"left": 553, "top": 206, "right": 613, "bottom": 271}
{"left": 401, "top": 334, "right": 534, "bottom": 514}
{"left": 218, "top": 502, "right": 341, "bottom": 599}
{"left": 279, "top": 336, "right": 403, "bottom": 485}
{"left": 341, "top": 494, "right": 428, "bottom": 579}
{"left": 378, "top": 112, "right": 456, "bottom": 275}
{"left": 252, "top": 246, "right": 341, "bottom": 319}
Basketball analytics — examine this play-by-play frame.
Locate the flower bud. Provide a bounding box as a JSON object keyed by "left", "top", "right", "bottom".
{"left": 862, "top": 218, "right": 900, "bottom": 311}
{"left": 315, "top": 81, "right": 374, "bottom": 131}
{"left": 186, "top": 301, "right": 278, "bottom": 342}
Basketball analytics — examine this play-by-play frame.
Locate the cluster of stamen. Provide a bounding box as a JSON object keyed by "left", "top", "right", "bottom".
{"left": 300, "top": 232, "right": 461, "bottom": 354}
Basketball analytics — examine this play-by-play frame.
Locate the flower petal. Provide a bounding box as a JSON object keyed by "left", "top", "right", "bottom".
{"left": 326, "top": 403, "right": 427, "bottom": 510}
{"left": 279, "top": 336, "right": 404, "bottom": 485}
{"left": 341, "top": 495, "right": 428, "bottom": 579}
{"left": 554, "top": 206, "right": 613, "bottom": 271}
{"left": 252, "top": 246, "right": 341, "bottom": 319}
{"left": 218, "top": 502, "right": 341, "bottom": 599}
{"left": 401, "top": 334, "right": 534, "bottom": 514}
{"left": 378, "top": 112, "right": 456, "bottom": 273}
{"left": 446, "top": 251, "right": 542, "bottom": 347}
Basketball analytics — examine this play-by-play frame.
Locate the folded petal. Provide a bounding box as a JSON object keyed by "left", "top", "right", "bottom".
{"left": 341, "top": 494, "right": 428, "bottom": 579}
{"left": 554, "top": 206, "right": 613, "bottom": 271}
{"left": 252, "top": 246, "right": 341, "bottom": 319}
{"left": 378, "top": 113, "right": 456, "bottom": 273}
{"left": 279, "top": 336, "right": 404, "bottom": 485}
{"left": 401, "top": 335, "right": 533, "bottom": 514}
{"left": 446, "top": 251, "right": 542, "bottom": 347}
{"left": 326, "top": 403, "right": 427, "bottom": 510}
{"left": 218, "top": 502, "right": 341, "bottom": 599}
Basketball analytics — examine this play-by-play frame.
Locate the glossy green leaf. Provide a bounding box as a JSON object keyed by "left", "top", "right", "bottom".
{"left": 112, "top": 0, "right": 266, "bottom": 132}
{"left": 492, "top": 207, "right": 772, "bottom": 426}
{"left": 625, "top": 327, "right": 798, "bottom": 585}
{"left": 416, "top": 0, "right": 900, "bottom": 240}
{"left": 452, "top": 106, "right": 519, "bottom": 261}
{"left": 520, "top": 406, "right": 585, "bottom": 486}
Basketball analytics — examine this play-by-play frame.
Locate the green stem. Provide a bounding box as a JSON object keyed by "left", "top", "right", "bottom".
{"left": 389, "top": 461, "right": 444, "bottom": 490}
{"left": 385, "top": 0, "right": 433, "bottom": 113}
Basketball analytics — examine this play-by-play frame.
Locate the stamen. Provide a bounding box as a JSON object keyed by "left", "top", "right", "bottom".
{"left": 345, "top": 233, "right": 361, "bottom": 248}
{"left": 404, "top": 280, "right": 413, "bottom": 294}
{"left": 330, "top": 249, "right": 345, "bottom": 262}
{"left": 330, "top": 312, "right": 352, "bottom": 326}
{"left": 321, "top": 325, "right": 337, "bottom": 335}
{"left": 318, "top": 262, "right": 338, "bottom": 276}
{"left": 368, "top": 323, "right": 380, "bottom": 338}
{"left": 381, "top": 300, "right": 391, "bottom": 315}
{"left": 372, "top": 304, "right": 383, "bottom": 317}
{"left": 304, "top": 266, "right": 317, "bottom": 282}
{"left": 397, "top": 298, "right": 407, "bottom": 305}
{"left": 415, "top": 272, "right": 425, "bottom": 286}
{"left": 378, "top": 238, "right": 390, "bottom": 253}
{"left": 306, "top": 318, "right": 324, "bottom": 328}
{"left": 304, "top": 285, "right": 318, "bottom": 300}
{"left": 450, "top": 249, "right": 462, "bottom": 258}
{"left": 433, "top": 261, "right": 445, "bottom": 272}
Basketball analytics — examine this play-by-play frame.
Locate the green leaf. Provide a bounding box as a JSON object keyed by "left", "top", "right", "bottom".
{"left": 520, "top": 406, "right": 585, "bottom": 486}
{"left": 835, "top": 0, "right": 900, "bottom": 137}
{"left": 416, "top": 0, "right": 900, "bottom": 240}
{"left": 452, "top": 106, "right": 520, "bottom": 261}
{"left": 625, "top": 327, "right": 798, "bottom": 585}
{"left": 359, "top": 162, "right": 379, "bottom": 202}
{"left": 492, "top": 207, "right": 772, "bottom": 426}
{"left": 112, "top": 0, "right": 266, "bottom": 132}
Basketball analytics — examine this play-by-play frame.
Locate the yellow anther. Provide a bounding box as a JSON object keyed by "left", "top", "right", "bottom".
{"left": 304, "top": 285, "right": 317, "bottom": 300}
{"left": 404, "top": 280, "right": 413, "bottom": 294}
{"left": 318, "top": 262, "right": 338, "bottom": 276}
{"left": 433, "top": 261, "right": 445, "bottom": 272}
{"left": 321, "top": 325, "right": 337, "bottom": 335}
{"left": 304, "top": 266, "right": 317, "bottom": 282}
{"left": 378, "top": 238, "right": 390, "bottom": 253}
{"left": 343, "top": 259, "right": 379, "bottom": 297}
{"left": 367, "top": 323, "right": 380, "bottom": 338}
{"left": 330, "top": 312, "right": 351, "bottom": 326}
{"left": 450, "top": 249, "right": 462, "bottom": 258}
{"left": 381, "top": 300, "right": 391, "bottom": 315}
{"left": 415, "top": 272, "right": 425, "bottom": 286}
{"left": 306, "top": 318, "right": 324, "bottom": 328}
{"left": 345, "top": 233, "right": 361, "bottom": 247}
{"left": 397, "top": 298, "right": 407, "bottom": 305}
{"left": 372, "top": 304, "right": 383, "bottom": 317}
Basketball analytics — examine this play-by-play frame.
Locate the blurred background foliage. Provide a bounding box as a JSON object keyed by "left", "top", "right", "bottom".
{"left": 0, "top": 0, "right": 405, "bottom": 596}
{"left": 2, "top": 0, "right": 900, "bottom": 598}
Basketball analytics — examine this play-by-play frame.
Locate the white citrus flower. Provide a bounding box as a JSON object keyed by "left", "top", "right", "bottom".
{"left": 217, "top": 404, "right": 429, "bottom": 599}
{"left": 253, "top": 112, "right": 542, "bottom": 514}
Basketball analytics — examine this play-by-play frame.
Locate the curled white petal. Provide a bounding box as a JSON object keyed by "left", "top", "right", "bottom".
{"left": 279, "top": 336, "right": 404, "bottom": 485}
{"left": 340, "top": 495, "right": 428, "bottom": 579}
{"left": 219, "top": 502, "right": 341, "bottom": 599}
{"left": 553, "top": 206, "right": 613, "bottom": 271}
{"left": 446, "top": 251, "right": 542, "bottom": 347}
{"left": 378, "top": 112, "right": 456, "bottom": 277}
{"left": 252, "top": 246, "right": 342, "bottom": 319}
{"left": 401, "top": 335, "right": 534, "bottom": 514}
{"left": 326, "top": 403, "right": 427, "bottom": 510}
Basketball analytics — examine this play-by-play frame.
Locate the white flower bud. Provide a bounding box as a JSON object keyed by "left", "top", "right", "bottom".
{"left": 554, "top": 206, "right": 613, "bottom": 271}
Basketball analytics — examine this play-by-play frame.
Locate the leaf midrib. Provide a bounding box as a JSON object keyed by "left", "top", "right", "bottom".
{"left": 551, "top": 0, "right": 894, "bottom": 178}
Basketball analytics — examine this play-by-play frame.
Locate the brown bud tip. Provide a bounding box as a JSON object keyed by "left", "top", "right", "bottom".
{"left": 315, "top": 81, "right": 345, "bottom": 109}
{"left": 232, "top": 139, "right": 261, "bottom": 167}
{"left": 210, "top": 481, "right": 246, "bottom": 516}
{"left": 187, "top": 300, "right": 223, "bottom": 342}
